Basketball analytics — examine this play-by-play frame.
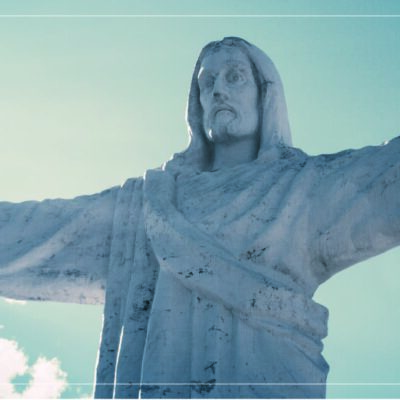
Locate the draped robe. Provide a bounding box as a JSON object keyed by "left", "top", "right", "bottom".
{"left": 1, "top": 138, "right": 399, "bottom": 398}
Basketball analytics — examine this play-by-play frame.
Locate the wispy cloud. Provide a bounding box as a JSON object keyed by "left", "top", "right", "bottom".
{"left": 0, "top": 338, "right": 68, "bottom": 398}
{"left": 2, "top": 298, "right": 27, "bottom": 306}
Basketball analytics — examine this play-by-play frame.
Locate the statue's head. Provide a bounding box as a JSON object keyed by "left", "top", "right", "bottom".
{"left": 165, "top": 37, "right": 292, "bottom": 172}
{"left": 198, "top": 42, "right": 260, "bottom": 147}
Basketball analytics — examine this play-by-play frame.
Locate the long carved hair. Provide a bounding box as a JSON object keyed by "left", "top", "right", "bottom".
{"left": 164, "top": 37, "right": 292, "bottom": 173}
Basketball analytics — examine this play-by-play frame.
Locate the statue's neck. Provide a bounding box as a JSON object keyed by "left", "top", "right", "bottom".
{"left": 211, "top": 137, "right": 259, "bottom": 170}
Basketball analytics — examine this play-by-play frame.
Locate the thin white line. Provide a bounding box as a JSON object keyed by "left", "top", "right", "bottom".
{"left": 0, "top": 14, "right": 399, "bottom": 18}
{"left": 5, "top": 382, "right": 400, "bottom": 386}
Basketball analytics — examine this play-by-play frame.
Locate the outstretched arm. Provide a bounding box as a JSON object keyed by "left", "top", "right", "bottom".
{"left": 0, "top": 186, "right": 119, "bottom": 304}
{"left": 309, "top": 137, "right": 400, "bottom": 284}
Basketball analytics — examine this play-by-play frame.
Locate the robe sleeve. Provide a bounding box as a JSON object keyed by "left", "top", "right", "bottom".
{"left": 309, "top": 136, "right": 400, "bottom": 284}
{"left": 0, "top": 186, "right": 119, "bottom": 304}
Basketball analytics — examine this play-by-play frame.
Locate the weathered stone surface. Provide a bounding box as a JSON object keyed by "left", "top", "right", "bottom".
{"left": 0, "top": 37, "right": 399, "bottom": 398}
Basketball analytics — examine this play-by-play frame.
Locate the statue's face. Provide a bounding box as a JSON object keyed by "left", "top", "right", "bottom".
{"left": 198, "top": 47, "right": 259, "bottom": 144}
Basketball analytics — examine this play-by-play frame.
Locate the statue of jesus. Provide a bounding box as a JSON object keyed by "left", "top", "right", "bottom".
{"left": 0, "top": 37, "right": 399, "bottom": 399}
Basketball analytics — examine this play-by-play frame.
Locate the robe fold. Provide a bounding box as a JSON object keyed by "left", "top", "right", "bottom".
{"left": 1, "top": 138, "right": 399, "bottom": 398}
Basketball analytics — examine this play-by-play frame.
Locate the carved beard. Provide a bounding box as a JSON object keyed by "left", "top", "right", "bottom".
{"left": 205, "top": 111, "right": 241, "bottom": 143}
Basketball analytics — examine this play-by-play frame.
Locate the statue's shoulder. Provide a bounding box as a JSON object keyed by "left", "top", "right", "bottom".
{"left": 257, "top": 145, "right": 308, "bottom": 165}
{"left": 119, "top": 167, "right": 164, "bottom": 195}
{"left": 309, "top": 135, "right": 400, "bottom": 173}
{"left": 311, "top": 148, "right": 354, "bottom": 167}
{"left": 266, "top": 145, "right": 310, "bottom": 170}
{"left": 121, "top": 177, "right": 140, "bottom": 188}
{"left": 279, "top": 146, "right": 308, "bottom": 162}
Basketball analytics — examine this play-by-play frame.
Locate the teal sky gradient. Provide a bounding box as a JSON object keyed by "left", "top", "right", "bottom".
{"left": 0, "top": 1, "right": 399, "bottom": 398}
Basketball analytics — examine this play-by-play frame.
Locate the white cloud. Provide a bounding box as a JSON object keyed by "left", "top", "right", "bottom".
{"left": 0, "top": 338, "right": 68, "bottom": 399}
{"left": 0, "top": 338, "right": 27, "bottom": 398}
{"left": 21, "top": 357, "right": 67, "bottom": 399}
{"left": 3, "top": 298, "right": 27, "bottom": 306}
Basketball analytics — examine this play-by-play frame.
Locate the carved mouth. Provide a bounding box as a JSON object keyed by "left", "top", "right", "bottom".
{"left": 212, "top": 105, "right": 235, "bottom": 118}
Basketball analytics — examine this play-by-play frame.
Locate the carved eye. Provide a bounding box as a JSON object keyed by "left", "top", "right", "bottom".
{"left": 226, "top": 69, "right": 245, "bottom": 85}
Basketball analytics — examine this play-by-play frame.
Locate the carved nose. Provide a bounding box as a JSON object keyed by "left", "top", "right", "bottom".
{"left": 213, "top": 90, "right": 228, "bottom": 101}
{"left": 212, "top": 77, "right": 228, "bottom": 101}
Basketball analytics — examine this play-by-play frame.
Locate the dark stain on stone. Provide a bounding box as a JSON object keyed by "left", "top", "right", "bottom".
{"left": 204, "top": 361, "right": 218, "bottom": 374}
{"left": 208, "top": 325, "right": 228, "bottom": 336}
{"left": 198, "top": 267, "right": 213, "bottom": 275}
{"left": 142, "top": 300, "right": 151, "bottom": 311}
{"left": 64, "top": 269, "right": 83, "bottom": 278}
{"left": 38, "top": 269, "right": 60, "bottom": 278}
{"left": 140, "top": 385, "right": 160, "bottom": 393}
{"left": 244, "top": 247, "right": 267, "bottom": 261}
{"left": 191, "top": 379, "right": 216, "bottom": 394}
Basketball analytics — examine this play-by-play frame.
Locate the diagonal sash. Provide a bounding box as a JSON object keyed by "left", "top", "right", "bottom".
{"left": 143, "top": 169, "right": 328, "bottom": 344}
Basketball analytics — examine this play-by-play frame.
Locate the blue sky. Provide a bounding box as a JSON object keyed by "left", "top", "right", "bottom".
{"left": 0, "top": 1, "right": 400, "bottom": 398}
